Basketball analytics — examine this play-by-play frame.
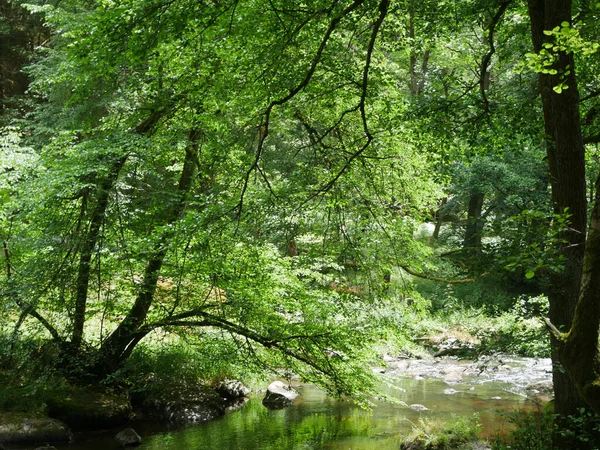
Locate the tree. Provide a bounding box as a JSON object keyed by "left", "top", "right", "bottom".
{"left": 526, "top": 0, "right": 600, "bottom": 419}
{"left": 1, "top": 0, "right": 443, "bottom": 402}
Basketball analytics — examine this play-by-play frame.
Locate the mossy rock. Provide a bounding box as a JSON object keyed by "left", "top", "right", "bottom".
{"left": 139, "top": 382, "right": 225, "bottom": 424}
{"left": 0, "top": 412, "right": 73, "bottom": 445}
{"left": 46, "top": 387, "right": 132, "bottom": 430}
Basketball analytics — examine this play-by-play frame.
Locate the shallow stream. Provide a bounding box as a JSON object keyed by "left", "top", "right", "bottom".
{"left": 22, "top": 356, "right": 553, "bottom": 450}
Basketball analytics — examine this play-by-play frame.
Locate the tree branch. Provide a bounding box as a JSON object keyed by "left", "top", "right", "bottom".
{"left": 310, "top": 0, "right": 389, "bottom": 197}
{"left": 400, "top": 265, "right": 485, "bottom": 284}
{"left": 236, "top": 0, "right": 369, "bottom": 217}
{"left": 479, "top": 0, "right": 513, "bottom": 114}
{"left": 583, "top": 133, "right": 600, "bottom": 145}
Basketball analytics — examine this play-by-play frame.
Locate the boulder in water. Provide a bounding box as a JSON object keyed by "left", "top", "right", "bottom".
{"left": 46, "top": 388, "right": 132, "bottom": 430}
{"left": 115, "top": 428, "right": 142, "bottom": 446}
{"left": 0, "top": 413, "right": 73, "bottom": 445}
{"left": 262, "top": 381, "right": 298, "bottom": 409}
{"left": 215, "top": 380, "right": 251, "bottom": 399}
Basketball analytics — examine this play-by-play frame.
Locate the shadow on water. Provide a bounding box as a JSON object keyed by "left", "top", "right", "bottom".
{"left": 21, "top": 357, "right": 551, "bottom": 450}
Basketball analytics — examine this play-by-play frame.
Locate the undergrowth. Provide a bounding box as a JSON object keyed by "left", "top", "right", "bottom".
{"left": 401, "top": 414, "right": 483, "bottom": 449}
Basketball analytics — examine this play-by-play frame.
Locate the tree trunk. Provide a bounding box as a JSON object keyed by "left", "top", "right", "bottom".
{"left": 408, "top": 7, "right": 430, "bottom": 97}
{"left": 556, "top": 174, "right": 600, "bottom": 412}
{"left": 98, "top": 133, "right": 199, "bottom": 371}
{"left": 72, "top": 156, "right": 127, "bottom": 349}
{"left": 463, "top": 191, "right": 484, "bottom": 249}
{"left": 432, "top": 197, "right": 447, "bottom": 240}
{"left": 527, "top": 0, "right": 588, "bottom": 423}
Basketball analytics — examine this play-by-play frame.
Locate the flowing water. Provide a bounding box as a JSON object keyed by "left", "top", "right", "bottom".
{"left": 22, "top": 356, "right": 552, "bottom": 450}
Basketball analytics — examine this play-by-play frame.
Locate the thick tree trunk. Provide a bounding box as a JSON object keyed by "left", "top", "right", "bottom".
{"left": 527, "top": 0, "right": 588, "bottom": 421}
{"left": 463, "top": 191, "right": 484, "bottom": 249}
{"left": 98, "top": 134, "right": 199, "bottom": 371}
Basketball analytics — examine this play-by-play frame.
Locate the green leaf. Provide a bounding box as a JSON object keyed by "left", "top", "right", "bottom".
{"left": 525, "top": 271, "right": 535, "bottom": 279}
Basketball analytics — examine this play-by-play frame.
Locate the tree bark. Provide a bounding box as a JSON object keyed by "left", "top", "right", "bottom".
{"left": 556, "top": 174, "right": 600, "bottom": 411}
{"left": 527, "top": 0, "right": 588, "bottom": 420}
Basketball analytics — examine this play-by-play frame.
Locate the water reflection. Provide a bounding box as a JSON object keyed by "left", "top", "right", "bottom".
{"left": 41, "top": 358, "right": 550, "bottom": 450}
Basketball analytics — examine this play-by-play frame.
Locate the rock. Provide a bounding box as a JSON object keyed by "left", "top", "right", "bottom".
{"left": 525, "top": 380, "right": 553, "bottom": 395}
{"left": 262, "top": 381, "right": 298, "bottom": 409}
{"left": 46, "top": 388, "right": 132, "bottom": 430}
{"left": 409, "top": 404, "right": 429, "bottom": 411}
{"left": 215, "top": 380, "right": 251, "bottom": 399}
{"left": 141, "top": 383, "right": 225, "bottom": 424}
{"left": 115, "top": 428, "right": 142, "bottom": 446}
{"left": 0, "top": 414, "right": 73, "bottom": 445}
{"left": 467, "top": 443, "right": 492, "bottom": 450}
{"left": 443, "top": 388, "right": 458, "bottom": 395}
{"left": 442, "top": 372, "right": 463, "bottom": 383}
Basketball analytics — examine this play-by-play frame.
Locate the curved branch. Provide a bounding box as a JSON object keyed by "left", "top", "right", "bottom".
{"left": 310, "top": 0, "right": 390, "bottom": 197}
{"left": 479, "top": 0, "right": 513, "bottom": 114}
{"left": 130, "top": 308, "right": 337, "bottom": 376}
{"left": 237, "top": 0, "right": 369, "bottom": 217}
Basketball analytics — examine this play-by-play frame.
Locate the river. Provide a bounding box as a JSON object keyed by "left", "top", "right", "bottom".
{"left": 19, "top": 356, "right": 552, "bottom": 450}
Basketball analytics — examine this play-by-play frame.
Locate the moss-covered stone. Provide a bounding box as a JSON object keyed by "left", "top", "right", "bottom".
{"left": 139, "top": 382, "right": 225, "bottom": 424}
{"left": 0, "top": 412, "right": 73, "bottom": 445}
{"left": 46, "top": 387, "right": 132, "bottom": 430}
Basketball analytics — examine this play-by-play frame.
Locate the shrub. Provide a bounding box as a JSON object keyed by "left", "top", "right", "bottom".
{"left": 402, "top": 415, "right": 483, "bottom": 450}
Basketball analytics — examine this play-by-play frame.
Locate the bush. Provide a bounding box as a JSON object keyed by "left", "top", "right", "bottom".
{"left": 491, "top": 407, "right": 600, "bottom": 450}
{"left": 491, "top": 409, "right": 552, "bottom": 450}
{"left": 402, "top": 415, "right": 483, "bottom": 450}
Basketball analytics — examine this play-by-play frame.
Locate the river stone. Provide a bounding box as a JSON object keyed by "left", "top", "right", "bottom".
{"left": 443, "top": 388, "right": 459, "bottom": 395}
{"left": 525, "top": 380, "right": 553, "bottom": 394}
{"left": 409, "top": 404, "right": 429, "bottom": 411}
{"left": 215, "top": 380, "right": 251, "bottom": 399}
{"left": 0, "top": 414, "right": 73, "bottom": 445}
{"left": 46, "top": 388, "right": 132, "bottom": 430}
{"left": 142, "top": 383, "right": 226, "bottom": 424}
{"left": 115, "top": 428, "right": 142, "bottom": 446}
{"left": 442, "top": 372, "right": 463, "bottom": 383}
{"left": 262, "top": 381, "right": 298, "bottom": 409}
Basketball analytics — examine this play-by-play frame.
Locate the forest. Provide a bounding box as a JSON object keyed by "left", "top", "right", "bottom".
{"left": 1, "top": 0, "right": 600, "bottom": 448}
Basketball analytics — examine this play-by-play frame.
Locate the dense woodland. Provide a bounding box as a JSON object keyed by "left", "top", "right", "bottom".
{"left": 2, "top": 0, "right": 600, "bottom": 447}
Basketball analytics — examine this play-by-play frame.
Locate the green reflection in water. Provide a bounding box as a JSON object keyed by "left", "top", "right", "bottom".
{"left": 48, "top": 376, "right": 538, "bottom": 450}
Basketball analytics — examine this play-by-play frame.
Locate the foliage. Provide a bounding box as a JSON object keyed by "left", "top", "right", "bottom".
{"left": 491, "top": 407, "right": 600, "bottom": 450}
{"left": 406, "top": 293, "right": 550, "bottom": 358}
{"left": 0, "top": 331, "right": 68, "bottom": 413}
{"left": 402, "top": 415, "right": 482, "bottom": 450}
{"left": 491, "top": 409, "right": 553, "bottom": 450}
